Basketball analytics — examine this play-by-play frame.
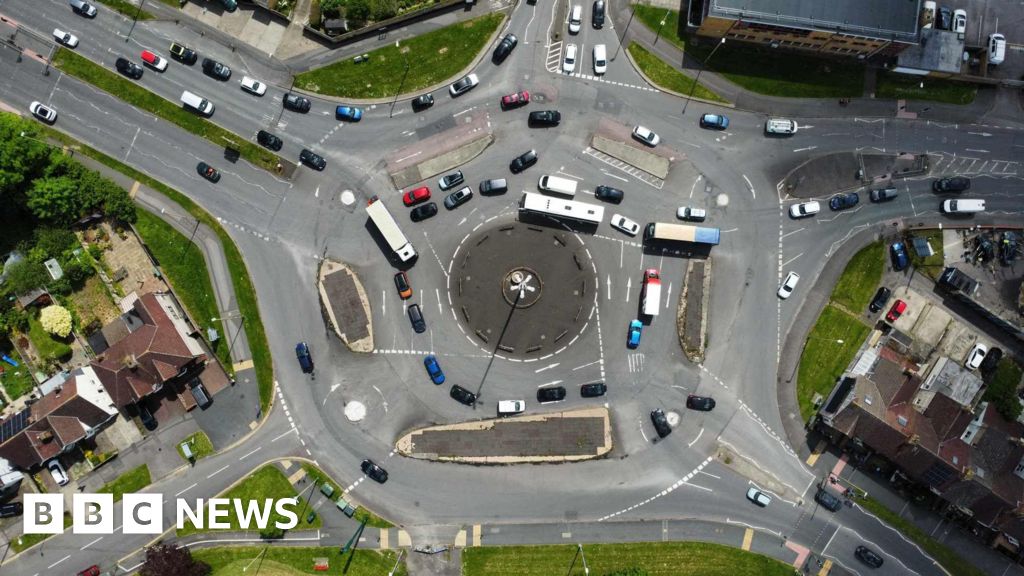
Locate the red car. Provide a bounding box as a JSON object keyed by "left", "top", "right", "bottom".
{"left": 501, "top": 90, "right": 530, "bottom": 109}
{"left": 885, "top": 299, "right": 907, "bottom": 323}
{"left": 402, "top": 186, "right": 431, "bottom": 206}
{"left": 140, "top": 49, "right": 168, "bottom": 71}
{"left": 77, "top": 567, "right": 101, "bottom": 576}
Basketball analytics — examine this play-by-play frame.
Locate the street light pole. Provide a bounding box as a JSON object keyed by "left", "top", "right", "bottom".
{"left": 211, "top": 312, "right": 246, "bottom": 362}
{"left": 612, "top": 3, "right": 638, "bottom": 61}
{"left": 125, "top": 0, "right": 147, "bottom": 43}
{"left": 390, "top": 41, "right": 410, "bottom": 118}
{"left": 681, "top": 37, "right": 725, "bottom": 115}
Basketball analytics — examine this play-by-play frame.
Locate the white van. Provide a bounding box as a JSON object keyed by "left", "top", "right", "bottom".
{"left": 593, "top": 44, "right": 607, "bottom": 75}
{"left": 765, "top": 118, "right": 798, "bottom": 135}
{"left": 181, "top": 90, "right": 214, "bottom": 116}
{"left": 568, "top": 5, "right": 582, "bottom": 34}
{"left": 942, "top": 199, "right": 985, "bottom": 214}
{"left": 988, "top": 33, "right": 1006, "bottom": 65}
{"left": 497, "top": 400, "right": 525, "bottom": 416}
{"left": 538, "top": 175, "right": 578, "bottom": 197}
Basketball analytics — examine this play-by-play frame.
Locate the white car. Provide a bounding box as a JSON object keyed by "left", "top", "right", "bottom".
{"left": 952, "top": 9, "right": 967, "bottom": 34}
{"left": 789, "top": 201, "right": 820, "bottom": 218}
{"left": 777, "top": 271, "right": 800, "bottom": 299}
{"left": 676, "top": 207, "right": 706, "bottom": 222}
{"left": 47, "top": 460, "right": 68, "bottom": 486}
{"left": 563, "top": 44, "right": 577, "bottom": 74}
{"left": 610, "top": 213, "right": 640, "bottom": 236}
{"left": 52, "top": 28, "right": 79, "bottom": 48}
{"left": 965, "top": 343, "right": 988, "bottom": 370}
{"left": 746, "top": 487, "right": 771, "bottom": 507}
{"left": 632, "top": 125, "right": 660, "bottom": 147}
{"left": 240, "top": 76, "right": 267, "bottom": 96}
{"left": 29, "top": 101, "right": 57, "bottom": 123}
{"left": 593, "top": 44, "right": 607, "bottom": 74}
{"left": 449, "top": 73, "right": 479, "bottom": 97}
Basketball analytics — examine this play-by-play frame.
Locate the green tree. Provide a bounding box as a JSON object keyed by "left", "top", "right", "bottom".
{"left": 39, "top": 305, "right": 72, "bottom": 338}
{"left": 0, "top": 117, "right": 51, "bottom": 197}
{"left": 345, "top": 0, "right": 370, "bottom": 22}
{"left": 62, "top": 260, "right": 94, "bottom": 290}
{"left": 2, "top": 259, "right": 48, "bottom": 296}
{"left": 32, "top": 227, "right": 77, "bottom": 260}
{"left": 102, "top": 186, "right": 137, "bottom": 223}
{"left": 370, "top": 0, "right": 398, "bottom": 20}
{"left": 140, "top": 544, "right": 211, "bottom": 576}
{"left": 320, "top": 0, "right": 344, "bottom": 15}
{"left": 26, "top": 176, "right": 83, "bottom": 225}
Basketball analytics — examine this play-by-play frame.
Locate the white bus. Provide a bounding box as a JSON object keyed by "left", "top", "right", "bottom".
{"left": 518, "top": 192, "right": 604, "bottom": 226}
{"left": 366, "top": 196, "right": 417, "bottom": 262}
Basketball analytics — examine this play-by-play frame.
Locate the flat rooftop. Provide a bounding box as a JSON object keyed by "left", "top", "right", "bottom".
{"left": 709, "top": 0, "right": 920, "bottom": 42}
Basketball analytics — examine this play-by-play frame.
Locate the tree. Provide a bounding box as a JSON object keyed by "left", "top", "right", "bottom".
{"left": 2, "top": 259, "right": 49, "bottom": 296}
{"left": 102, "top": 186, "right": 137, "bottom": 223}
{"left": 344, "top": 0, "right": 371, "bottom": 22}
{"left": 370, "top": 0, "right": 398, "bottom": 21}
{"left": 0, "top": 116, "right": 52, "bottom": 198}
{"left": 26, "top": 176, "right": 84, "bottom": 225}
{"left": 320, "top": 0, "right": 344, "bottom": 16}
{"left": 39, "top": 305, "right": 72, "bottom": 338}
{"left": 140, "top": 544, "right": 211, "bottom": 576}
{"left": 32, "top": 227, "right": 77, "bottom": 260}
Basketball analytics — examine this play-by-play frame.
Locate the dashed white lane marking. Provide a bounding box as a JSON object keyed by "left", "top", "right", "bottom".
{"left": 81, "top": 536, "right": 103, "bottom": 550}
{"left": 47, "top": 556, "right": 71, "bottom": 569}
{"left": 598, "top": 457, "right": 714, "bottom": 521}
{"left": 207, "top": 465, "right": 229, "bottom": 479}
{"left": 175, "top": 482, "right": 198, "bottom": 497}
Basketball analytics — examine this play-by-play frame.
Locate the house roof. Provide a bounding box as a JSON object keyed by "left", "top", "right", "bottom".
{"left": 706, "top": 0, "right": 921, "bottom": 42}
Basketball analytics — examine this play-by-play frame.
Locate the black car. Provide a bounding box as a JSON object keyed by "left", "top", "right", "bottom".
{"left": 869, "top": 187, "right": 898, "bottom": 202}
{"left": 438, "top": 170, "right": 465, "bottom": 191}
{"left": 868, "top": 286, "right": 892, "bottom": 313}
{"left": 980, "top": 347, "right": 1003, "bottom": 376}
{"left": 197, "top": 161, "right": 221, "bottom": 182}
{"left": 299, "top": 149, "right": 326, "bottom": 170}
{"left": 592, "top": 0, "right": 605, "bottom": 27}
{"left": 933, "top": 176, "right": 970, "bottom": 193}
{"left": 412, "top": 93, "right": 434, "bottom": 112}
{"left": 361, "top": 459, "right": 388, "bottom": 484}
{"left": 937, "top": 6, "right": 952, "bottom": 30}
{"left": 169, "top": 42, "right": 198, "bottom": 64}
{"left": 651, "top": 409, "right": 672, "bottom": 438}
{"left": 829, "top": 192, "right": 859, "bottom": 211}
{"left": 492, "top": 33, "right": 518, "bottom": 64}
{"left": 138, "top": 403, "right": 157, "bottom": 430}
{"left": 594, "top": 185, "right": 624, "bottom": 204}
{"left": 580, "top": 382, "right": 607, "bottom": 397}
{"left": 283, "top": 93, "right": 311, "bottom": 113}
{"left": 257, "top": 130, "right": 283, "bottom": 151}
{"left": 479, "top": 178, "right": 508, "bottom": 195}
{"left": 815, "top": 488, "right": 843, "bottom": 512}
{"left": 201, "top": 57, "right": 231, "bottom": 80}
{"left": 450, "top": 384, "right": 477, "bottom": 406}
{"left": 407, "top": 303, "right": 426, "bottom": 333}
{"left": 685, "top": 395, "right": 716, "bottom": 411}
{"left": 528, "top": 110, "right": 561, "bottom": 127}
{"left": 295, "top": 342, "right": 314, "bottom": 373}
{"left": 890, "top": 241, "right": 909, "bottom": 271}
{"left": 510, "top": 149, "right": 538, "bottom": 173}
{"left": 0, "top": 502, "right": 23, "bottom": 518}
{"left": 115, "top": 57, "right": 143, "bottom": 79}
{"left": 444, "top": 187, "right": 473, "bottom": 210}
{"left": 410, "top": 202, "right": 438, "bottom": 222}
{"left": 854, "top": 545, "right": 884, "bottom": 568}
{"left": 537, "top": 386, "right": 566, "bottom": 403}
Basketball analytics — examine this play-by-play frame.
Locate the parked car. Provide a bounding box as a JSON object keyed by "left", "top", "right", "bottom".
{"left": 890, "top": 241, "right": 909, "bottom": 271}
{"left": 937, "top": 6, "right": 952, "bottom": 30}
{"left": 403, "top": 186, "right": 431, "bottom": 206}
{"left": 510, "top": 149, "right": 538, "bottom": 173}
{"left": 537, "top": 386, "right": 566, "bottom": 403}
{"left": 0, "top": 502, "right": 23, "bottom": 518}
{"left": 450, "top": 384, "right": 477, "bottom": 406}
{"left": 627, "top": 319, "right": 642, "bottom": 348}
{"left": 48, "top": 460, "right": 69, "bottom": 486}
{"left": 336, "top": 106, "right": 363, "bottom": 121}
{"left": 76, "top": 566, "right": 102, "bottom": 576}
{"left": 410, "top": 202, "right": 438, "bottom": 222}
{"left": 593, "top": 43, "right": 607, "bottom": 74}
{"left": 699, "top": 113, "right": 729, "bottom": 130}
{"left": 449, "top": 73, "right": 479, "bottom": 97}
{"left": 815, "top": 488, "right": 842, "bottom": 512}
{"left": 563, "top": 43, "right": 577, "bottom": 73}
{"left": 869, "top": 187, "right": 898, "bottom": 202}
{"left": 594, "top": 185, "right": 624, "bottom": 204}
{"left": 965, "top": 343, "right": 988, "bottom": 370}
{"left": 676, "top": 207, "right": 706, "bottom": 222}
{"left": 869, "top": 287, "right": 892, "bottom": 313}
{"left": 190, "top": 379, "right": 211, "bottom": 409}
{"left": 240, "top": 75, "right": 266, "bottom": 95}
{"left": 201, "top": 57, "right": 231, "bottom": 80}
{"left": 746, "top": 487, "right": 771, "bottom": 507}
{"left": 115, "top": 57, "right": 143, "bottom": 79}
{"left": 407, "top": 303, "right": 426, "bottom": 333}
{"left": 592, "top": 0, "right": 605, "bottom": 27}
{"left": 138, "top": 403, "right": 157, "bottom": 430}
{"left": 423, "top": 354, "right": 445, "bottom": 385}
{"left": 493, "top": 33, "right": 518, "bottom": 64}
{"left": 686, "top": 395, "right": 716, "bottom": 411}
{"left": 299, "top": 149, "right": 326, "bottom": 170}
{"left": 501, "top": 90, "right": 530, "bottom": 109}
{"left": 197, "top": 161, "right": 221, "bottom": 182}
{"left": 53, "top": 28, "right": 79, "bottom": 48}
{"left": 528, "top": 110, "right": 561, "bottom": 127}
{"left": 283, "top": 93, "right": 311, "bottom": 113}
{"left": 789, "top": 201, "right": 820, "bottom": 218}
{"left": 885, "top": 299, "right": 907, "bottom": 323}
{"left": 393, "top": 271, "right": 412, "bottom": 299}
{"left": 610, "top": 214, "right": 640, "bottom": 236}
{"left": 295, "top": 342, "right": 314, "bottom": 373}
{"left": 29, "top": 101, "right": 57, "bottom": 123}
{"left": 443, "top": 187, "right": 473, "bottom": 210}
{"left": 361, "top": 459, "right": 388, "bottom": 483}
{"left": 777, "top": 271, "right": 800, "bottom": 299}
{"left": 256, "top": 129, "right": 283, "bottom": 151}
{"left": 855, "top": 545, "right": 884, "bottom": 568}
{"left": 650, "top": 409, "right": 672, "bottom": 438}
{"left": 497, "top": 400, "right": 525, "bottom": 416}
{"left": 980, "top": 347, "right": 1003, "bottom": 375}
{"left": 580, "top": 382, "right": 607, "bottom": 397}
{"left": 438, "top": 170, "right": 464, "bottom": 190}
{"left": 412, "top": 94, "right": 434, "bottom": 111}
{"left": 169, "top": 42, "right": 197, "bottom": 64}
{"left": 71, "top": 0, "right": 98, "bottom": 17}
{"left": 933, "top": 176, "right": 970, "bottom": 193}
{"left": 140, "top": 50, "right": 168, "bottom": 71}
{"left": 632, "top": 125, "right": 660, "bottom": 147}
{"left": 829, "top": 192, "right": 859, "bottom": 210}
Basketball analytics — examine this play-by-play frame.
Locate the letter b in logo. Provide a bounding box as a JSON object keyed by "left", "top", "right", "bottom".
{"left": 23, "top": 494, "right": 63, "bottom": 534}
{"left": 73, "top": 493, "right": 113, "bottom": 534}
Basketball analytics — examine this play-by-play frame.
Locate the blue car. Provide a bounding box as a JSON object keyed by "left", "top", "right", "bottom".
{"left": 627, "top": 319, "right": 642, "bottom": 349}
{"left": 336, "top": 106, "right": 363, "bottom": 121}
{"left": 699, "top": 113, "right": 729, "bottom": 130}
{"left": 423, "top": 354, "right": 445, "bottom": 385}
{"left": 829, "top": 192, "right": 859, "bottom": 211}
{"left": 890, "top": 241, "right": 909, "bottom": 271}
{"left": 295, "top": 342, "right": 313, "bottom": 374}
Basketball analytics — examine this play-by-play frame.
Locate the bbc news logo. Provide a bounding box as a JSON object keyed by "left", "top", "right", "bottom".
{"left": 23, "top": 494, "right": 300, "bottom": 534}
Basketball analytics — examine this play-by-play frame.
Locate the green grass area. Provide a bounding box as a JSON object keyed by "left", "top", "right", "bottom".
{"left": 875, "top": 72, "right": 977, "bottom": 105}
{"left": 463, "top": 542, "right": 794, "bottom": 575}
{"left": 133, "top": 209, "right": 231, "bottom": 372}
{"left": 907, "top": 229, "right": 945, "bottom": 280}
{"left": 830, "top": 241, "right": 884, "bottom": 312}
{"left": 177, "top": 465, "right": 321, "bottom": 536}
{"left": 176, "top": 430, "right": 216, "bottom": 462}
{"left": 52, "top": 50, "right": 280, "bottom": 172}
{"left": 0, "top": 348, "right": 37, "bottom": 402}
{"left": 192, "top": 546, "right": 405, "bottom": 576}
{"left": 301, "top": 463, "right": 394, "bottom": 528}
{"left": 11, "top": 514, "right": 72, "bottom": 553}
{"left": 26, "top": 313, "right": 72, "bottom": 364}
{"left": 296, "top": 12, "right": 503, "bottom": 98}
{"left": 98, "top": 464, "right": 151, "bottom": 503}
{"left": 797, "top": 305, "right": 871, "bottom": 419}
{"left": 859, "top": 496, "right": 985, "bottom": 576}
{"left": 94, "top": 0, "right": 155, "bottom": 19}
{"left": 634, "top": 5, "right": 686, "bottom": 51}
{"left": 628, "top": 43, "right": 728, "bottom": 103}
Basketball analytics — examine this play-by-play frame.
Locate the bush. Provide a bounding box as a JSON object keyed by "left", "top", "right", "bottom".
{"left": 2, "top": 259, "right": 49, "bottom": 296}
{"left": 39, "top": 305, "right": 72, "bottom": 337}
{"left": 345, "top": 0, "right": 370, "bottom": 22}
{"left": 260, "top": 527, "right": 285, "bottom": 540}
{"left": 62, "top": 259, "right": 94, "bottom": 290}
{"left": 320, "top": 0, "right": 342, "bottom": 16}
{"left": 371, "top": 0, "right": 398, "bottom": 20}
{"left": 309, "top": 0, "right": 322, "bottom": 26}
{"left": 33, "top": 227, "right": 77, "bottom": 260}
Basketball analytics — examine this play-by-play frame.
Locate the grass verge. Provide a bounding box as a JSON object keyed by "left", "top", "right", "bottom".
{"left": 301, "top": 463, "right": 393, "bottom": 528}
{"left": 94, "top": 0, "right": 155, "bottom": 19}
{"left": 52, "top": 50, "right": 280, "bottom": 172}
{"left": 11, "top": 514, "right": 72, "bottom": 553}
{"left": 797, "top": 305, "right": 871, "bottom": 419}
{"left": 628, "top": 43, "right": 728, "bottom": 103}
{"left": 192, "top": 546, "right": 405, "bottom": 576}
{"left": 35, "top": 124, "right": 273, "bottom": 413}
{"left": 296, "top": 12, "right": 503, "bottom": 98}
{"left": 830, "top": 241, "right": 884, "bottom": 311}
{"left": 98, "top": 464, "right": 151, "bottom": 502}
{"left": 177, "top": 465, "right": 321, "bottom": 536}
{"left": 859, "top": 496, "right": 985, "bottom": 576}
{"left": 26, "top": 313, "right": 72, "bottom": 364}
{"left": 176, "top": 430, "right": 216, "bottom": 461}
{"left": 907, "top": 229, "right": 945, "bottom": 280}
{"left": 633, "top": 5, "right": 686, "bottom": 51}
{"left": 463, "top": 542, "right": 794, "bottom": 575}
{"left": 875, "top": 72, "right": 977, "bottom": 105}
{"left": 0, "top": 350, "right": 35, "bottom": 404}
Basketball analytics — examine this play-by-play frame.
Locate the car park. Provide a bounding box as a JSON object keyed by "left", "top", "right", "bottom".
{"left": 493, "top": 33, "right": 518, "bottom": 64}
{"left": 407, "top": 303, "right": 426, "bottom": 333}
{"left": 610, "top": 214, "right": 640, "bottom": 236}
{"left": 410, "top": 202, "right": 438, "bottom": 222}
{"left": 933, "top": 176, "right": 970, "bottom": 193}
{"left": 497, "top": 400, "right": 525, "bottom": 416}
{"left": 869, "top": 187, "right": 898, "bottom": 202}
{"left": 295, "top": 342, "right": 314, "bottom": 373}
{"left": 580, "top": 382, "right": 607, "bottom": 397}
{"left": 829, "top": 192, "right": 859, "bottom": 210}
{"left": 240, "top": 76, "right": 266, "bottom": 95}
{"left": 449, "top": 74, "right": 479, "bottom": 97}
{"left": 594, "top": 185, "right": 624, "bottom": 204}
{"left": 70, "top": 0, "right": 98, "bottom": 17}
{"left": 201, "top": 58, "right": 231, "bottom": 80}
{"left": 423, "top": 354, "right": 445, "bottom": 384}
{"left": 403, "top": 186, "right": 431, "bottom": 206}
{"left": 444, "top": 187, "right": 473, "bottom": 209}
{"left": 29, "top": 101, "right": 57, "bottom": 123}
{"left": 528, "top": 110, "right": 561, "bottom": 127}
{"left": 627, "top": 319, "right": 642, "bottom": 348}
{"left": 885, "top": 299, "right": 906, "bottom": 323}
{"left": 746, "top": 487, "right": 771, "bottom": 507}
{"left": 116, "top": 57, "right": 143, "bottom": 79}
{"left": 0, "top": 502, "right": 23, "bottom": 518}
{"left": 952, "top": 9, "right": 966, "bottom": 34}
{"left": 593, "top": 44, "right": 607, "bottom": 74}
{"left": 676, "top": 207, "right": 706, "bottom": 222}
{"left": 789, "top": 201, "right": 820, "bottom": 218}
{"left": 48, "top": 460, "right": 69, "bottom": 486}
{"left": 777, "top": 271, "right": 799, "bottom": 299}
{"left": 510, "top": 149, "right": 538, "bottom": 173}
{"left": 138, "top": 403, "right": 157, "bottom": 430}
{"left": 592, "top": 0, "right": 605, "bottom": 27}
{"left": 563, "top": 44, "right": 578, "bottom": 73}
{"left": 438, "top": 170, "right": 464, "bottom": 190}
{"left": 650, "top": 409, "right": 672, "bottom": 438}
{"left": 197, "top": 162, "right": 221, "bottom": 182}
{"left": 361, "top": 459, "right": 388, "bottom": 483}
{"left": 501, "top": 90, "right": 530, "bottom": 109}
{"left": 169, "top": 42, "right": 198, "bottom": 64}
{"left": 336, "top": 106, "right": 363, "bottom": 121}
{"left": 140, "top": 50, "right": 168, "bottom": 71}
{"left": 53, "top": 28, "right": 79, "bottom": 48}
{"left": 257, "top": 130, "right": 283, "bottom": 151}
{"left": 965, "top": 343, "right": 988, "bottom": 370}
{"left": 450, "top": 384, "right": 477, "bottom": 406}
{"left": 537, "top": 386, "right": 566, "bottom": 403}
{"left": 699, "top": 113, "right": 729, "bottom": 130}
{"left": 283, "top": 93, "right": 311, "bottom": 112}
{"left": 412, "top": 94, "right": 434, "bottom": 111}
{"left": 479, "top": 179, "right": 508, "bottom": 195}
{"left": 393, "top": 271, "right": 412, "bottom": 299}
{"left": 855, "top": 545, "right": 884, "bottom": 568}
{"left": 815, "top": 488, "right": 842, "bottom": 512}
{"left": 299, "top": 149, "right": 326, "bottom": 170}
{"left": 868, "top": 287, "right": 891, "bottom": 313}
{"left": 890, "top": 241, "right": 909, "bottom": 271}
{"left": 686, "top": 395, "right": 716, "bottom": 411}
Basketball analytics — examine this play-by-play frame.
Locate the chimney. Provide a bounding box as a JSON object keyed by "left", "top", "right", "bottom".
{"left": 122, "top": 355, "right": 139, "bottom": 370}
{"left": 36, "top": 431, "right": 53, "bottom": 443}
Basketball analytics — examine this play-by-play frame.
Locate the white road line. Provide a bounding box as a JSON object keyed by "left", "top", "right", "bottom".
{"left": 395, "top": 151, "right": 421, "bottom": 163}
{"left": 175, "top": 482, "right": 198, "bottom": 497}
{"left": 664, "top": 281, "right": 672, "bottom": 309}
{"left": 81, "top": 536, "right": 103, "bottom": 550}
{"left": 688, "top": 175, "right": 702, "bottom": 198}
{"left": 780, "top": 252, "right": 804, "bottom": 268}
{"left": 573, "top": 360, "right": 600, "bottom": 371}
{"left": 792, "top": 146, "right": 817, "bottom": 152}
{"left": 453, "top": 107, "right": 474, "bottom": 117}
{"left": 742, "top": 174, "right": 756, "bottom": 199}
{"left": 687, "top": 428, "right": 704, "bottom": 447}
{"left": 435, "top": 287, "right": 442, "bottom": 315}
{"left": 240, "top": 447, "right": 262, "bottom": 460}
{"left": 382, "top": 289, "right": 386, "bottom": 317}
{"left": 207, "top": 465, "right": 229, "bottom": 479}
{"left": 538, "top": 380, "right": 563, "bottom": 387}
{"left": 271, "top": 427, "right": 298, "bottom": 442}
{"left": 683, "top": 481, "right": 713, "bottom": 492}
{"left": 534, "top": 363, "right": 560, "bottom": 373}
{"left": 47, "top": 555, "right": 71, "bottom": 569}
{"left": 600, "top": 170, "right": 628, "bottom": 182}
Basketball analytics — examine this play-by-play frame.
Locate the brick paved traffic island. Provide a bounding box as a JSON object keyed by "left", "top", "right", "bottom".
{"left": 395, "top": 407, "right": 612, "bottom": 463}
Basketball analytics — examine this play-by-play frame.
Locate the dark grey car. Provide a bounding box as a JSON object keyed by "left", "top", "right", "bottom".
{"left": 651, "top": 409, "right": 672, "bottom": 438}
{"left": 283, "top": 93, "right": 311, "bottom": 112}
{"left": 869, "top": 187, "right": 898, "bottom": 202}
{"left": 408, "top": 303, "right": 426, "bottom": 333}
{"left": 595, "top": 185, "right": 624, "bottom": 204}
{"left": 479, "top": 179, "right": 508, "bottom": 195}
{"left": 492, "top": 33, "right": 518, "bottom": 64}
{"left": 443, "top": 187, "right": 473, "bottom": 210}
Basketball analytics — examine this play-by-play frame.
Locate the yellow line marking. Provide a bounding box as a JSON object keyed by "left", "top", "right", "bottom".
{"left": 472, "top": 524, "right": 481, "bottom": 546}
{"left": 379, "top": 528, "right": 389, "bottom": 549}
{"left": 741, "top": 528, "right": 753, "bottom": 550}
{"left": 129, "top": 180, "right": 140, "bottom": 198}
{"left": 805, "top": 438, "right": 828, "bottom": 466}
{"left": 818, "top": 559, "right": 833, "bottom": 575}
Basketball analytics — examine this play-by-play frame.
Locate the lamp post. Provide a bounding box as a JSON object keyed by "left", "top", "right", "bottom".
{"left": 211, "top": 312, "right": 246, "bottom": 363}
{"left": 612, "top": 3, "right": 638, "bottom": 61}
{"left": 566, "top": 543, "right": 590, "bottom": 575}
{"left": 653, "top": 9, "right": 671, "bottom": 45}
{"left": 18, "top": 131, "right": 75, "bottom": 158}
{"left": 390, "top": 41, "right": 410, "bottom": 118}
{"left": 388, "top": 549, "right": 406, "bottom": 576}
{"left": 125, "top": 0, "right": 147, "bottom": 43}
{"left": 681, "top": 37, "right": 725, "bottom": 116}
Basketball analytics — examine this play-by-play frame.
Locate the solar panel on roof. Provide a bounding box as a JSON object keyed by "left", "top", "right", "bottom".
{"left": 0, "top": 408, "right": 31, "bottom": 444}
